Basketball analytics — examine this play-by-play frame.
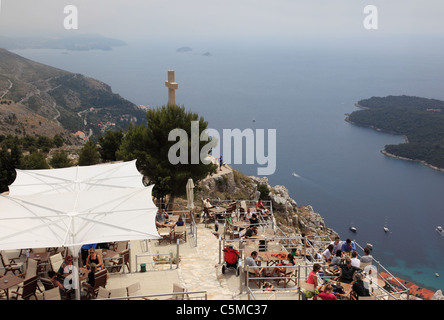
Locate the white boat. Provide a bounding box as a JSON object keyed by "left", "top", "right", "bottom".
{"left": 436, "top": 273, "right": 440, "bottom": 277}
{"left": 437, "top": 226, "right": 443, "bottom": 232}
{"left": 366, "top": 243, "right": 373, "bottom": 250}
{"left": 384, "top": 226, "right": 389, "bottom": 233}
{"left": 350, "top": 226, "right": 357, "bottom": 232}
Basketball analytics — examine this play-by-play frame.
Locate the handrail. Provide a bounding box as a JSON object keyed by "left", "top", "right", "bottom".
{"left": 94, "top": 290, "right": 208, "bottom": 300}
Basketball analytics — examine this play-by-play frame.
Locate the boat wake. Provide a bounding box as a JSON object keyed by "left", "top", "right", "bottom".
{"left": 292, "top": 172, "right": 301, "bottom": 178}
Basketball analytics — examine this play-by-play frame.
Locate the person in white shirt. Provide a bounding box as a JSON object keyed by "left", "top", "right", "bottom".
{"left": 350, "top": 251, "right": 361, "bottom": 269}
{"left": 203, "top": 198, "right": 214, "bottom": 209}
{"left": 322, "top": 244, "right": 334, "bottom": 263}
{"left": 330, "top": 236, "right": 342, "bottom": 254}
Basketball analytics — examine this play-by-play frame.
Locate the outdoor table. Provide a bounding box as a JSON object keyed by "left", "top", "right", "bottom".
{"left": 364, "top": 277, "right": 385, "bottom": 289}
{"left": 231, "top": 221, "right": 249, "bottom": 231}
{"left": 28, "top": 251, "right": 50, "bottom": 262}
{"left": 210, "top": 207, "right": 226, "bottom": 214}
{"left": 167, "top": 215, "right": 179, "bottom": 222}
{"left": 0, "top": 274, "right": 24, "bottom": 300}
{"left": 246, "top": 251, "right": 288, "bottom": 266}
{"left": 248, "top": 207, "right": 257, "bottom": 213}
{"left": 101, "top": 249, "right": 119, "bottom": 267}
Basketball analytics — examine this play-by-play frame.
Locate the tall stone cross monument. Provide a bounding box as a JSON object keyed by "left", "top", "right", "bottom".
{"left": 165, "top": 70, "right": 178, "bottom": 105}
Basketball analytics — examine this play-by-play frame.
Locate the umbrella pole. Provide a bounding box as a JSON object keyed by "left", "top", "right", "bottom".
{"left": 74, "top": 254, "right": 81, "bottom": 300}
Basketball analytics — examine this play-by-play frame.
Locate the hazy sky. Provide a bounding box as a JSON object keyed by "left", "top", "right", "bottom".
{"left": 0, "top": 0, "right": 443, "bottom": 40}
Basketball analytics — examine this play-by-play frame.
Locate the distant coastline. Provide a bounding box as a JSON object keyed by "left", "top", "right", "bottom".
{"left": 346, "top": 100, "right": 444, "bottom": 173}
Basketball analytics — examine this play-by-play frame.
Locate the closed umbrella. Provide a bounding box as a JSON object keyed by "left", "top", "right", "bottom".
{"left": 186, "top": 178, "right": 195, "bottom": 210}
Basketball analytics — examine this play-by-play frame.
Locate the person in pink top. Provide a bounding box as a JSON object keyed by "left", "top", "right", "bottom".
{"left": 307, "top": 263, "right": 321, "bottom": 288}
{"left": 314, "top": 284, "right": 338, "bottom": 300}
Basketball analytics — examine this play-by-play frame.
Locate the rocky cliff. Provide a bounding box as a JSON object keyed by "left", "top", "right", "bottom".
{"left": 196, "top": 163, "right": 338, "bottom": 240}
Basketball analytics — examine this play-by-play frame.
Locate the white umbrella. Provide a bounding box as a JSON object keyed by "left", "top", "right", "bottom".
{"left": 0, "top": 186, "right": 159, "bottom": 250}
{"left": 8, "top": 160, "right": 144, "bottom": 195}
{"left": 0, "top": 185, "right": 160, "bottom": 299}
{"left": 186, "top": 178, "right": 195, "bottom": 210}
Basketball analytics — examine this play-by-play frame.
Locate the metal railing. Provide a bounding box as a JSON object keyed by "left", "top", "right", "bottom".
{"left": 95, "top": 290, "right": 208, "bottom": 300}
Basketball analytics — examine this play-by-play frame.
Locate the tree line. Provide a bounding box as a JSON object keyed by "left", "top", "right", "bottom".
{"left": 0, "top": 105, "right": 217, "bottom": 204}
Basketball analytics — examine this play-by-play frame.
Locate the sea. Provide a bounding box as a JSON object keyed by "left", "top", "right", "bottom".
{"left": 11, "top": 34, "right": 444, "bottom": 293}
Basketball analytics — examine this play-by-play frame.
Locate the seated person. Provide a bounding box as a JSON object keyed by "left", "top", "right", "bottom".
{"left": 329, "top": 250, "right": 343, "bottom": 269}
{"left": 322, "top": 244, "right": 334, "bottom": 263}
{"left": 203, "top": 198, "right": 214, "bottom": 209}
{"left": 176, "top": 216, "right": 185, "bottom": 227}
{"left": 244, "top": 251, "right": 262, "bottom": 277}
{"left": 350, "top": 251, "right": 361, "bottom": 268}
{"left": 58, "top": 255, "right": 75, "bottom": 277}
{"left": 81, "top": 243, "right": 97, "bottom": 265}
{"left": 351, "top": 272, "right": 370, "bottom": 299}
{"left": 360, "top": 247, "right": 373, "bottom": 264}
{"left": 337, "top": 258, "right": 360, "bottom": 284}
{"left": 330, "top": 236, "right": 342, "bottom": 254}
{"left": 85, "top": 248, "right": 104, "bottom": 271}
{"left": 315, "top": 284, "right": 338, "bottom": 300}
{"left": 47, "top": 270, "right": 65, "bottom": 292}
{"left": 87, "top": 263, "right": 97, "bottom": 287}
{"left": 243, "top": 226, "right": 258, "bottom": 238}
{"left": 270, "top": 254, "right": 295, "bottom": 277}
{"left": 249, "top": 213, "right": 259, "bottom": 225}
{"left": 341, "top": 238, "right": 356, "bottom": 254}
{"left": 156, "top": 209, "right": 175, "bottom": 228}
{"left": 256, "top": 199, "right": 271, "bottom": 217}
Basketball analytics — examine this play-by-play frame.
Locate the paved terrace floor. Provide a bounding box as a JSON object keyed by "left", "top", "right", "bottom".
{"left": 106, "top": 223, "right": 246, "bottom": 300}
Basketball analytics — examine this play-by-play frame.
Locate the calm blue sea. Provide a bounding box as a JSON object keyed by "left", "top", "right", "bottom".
{"left": 12, "top": 34, "right": 444, "bottom": 292}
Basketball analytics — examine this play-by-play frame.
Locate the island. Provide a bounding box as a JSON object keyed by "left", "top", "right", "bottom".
{"left": 346, "top": 95, "right": 444, "bottom": 171}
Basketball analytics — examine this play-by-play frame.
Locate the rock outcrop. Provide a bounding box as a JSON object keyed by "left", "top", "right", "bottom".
{"left": 197, "top": 163, "right": 338, "bottom": 239}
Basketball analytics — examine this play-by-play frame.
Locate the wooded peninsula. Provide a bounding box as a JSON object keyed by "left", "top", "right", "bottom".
{"left": 346, "top": 95, "right": 444, "bottom": 171}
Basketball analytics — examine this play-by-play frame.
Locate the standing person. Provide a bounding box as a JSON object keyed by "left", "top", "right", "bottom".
{"left": 219, "top": 155, "right": 223, "bottom": 171}
{"left": 307, "top": 263, "right": 321, "bottom": 288}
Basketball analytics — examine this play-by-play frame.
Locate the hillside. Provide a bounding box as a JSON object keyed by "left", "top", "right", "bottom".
{"left": 347, "top": 95, "right": 444, "bottom": 171}
{"left": 0, "top": 48, "right": 146, "bottom": 139}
